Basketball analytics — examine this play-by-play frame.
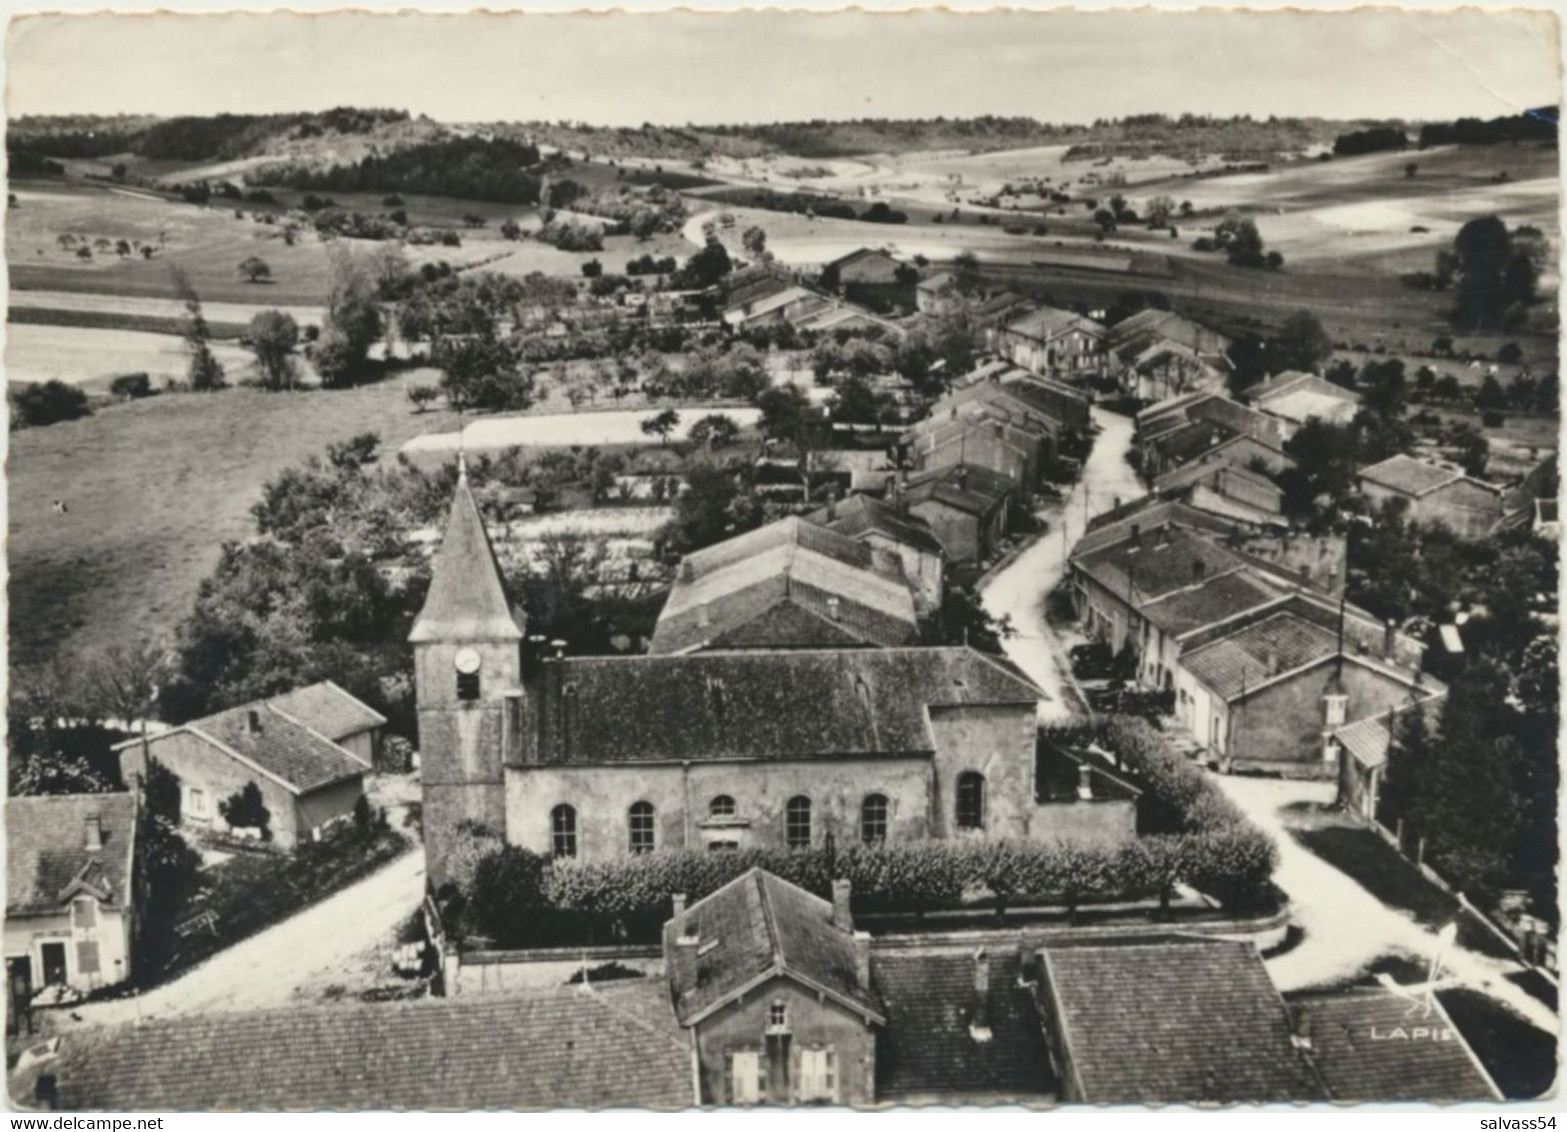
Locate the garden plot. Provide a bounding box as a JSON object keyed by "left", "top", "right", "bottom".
{"left": 402, "top": 407, "right": 763, "bottom": 455}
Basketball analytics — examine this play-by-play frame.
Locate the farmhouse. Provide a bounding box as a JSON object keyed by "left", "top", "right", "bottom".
{"left": 1107, "top": 309, "right": 1233, "bottom": 403}
{"left": 117, "top": 687, "right": 374, "bottom": 849}
{"left": 942, "top": 361, "right": 1093, "bottom": 439}
{"left": 1151, "top": 460, "right": 1285, "bottom": 525}
{"left": 649, "top": 516, "right": 921, "bottom": 654}
{"left": 411, "top": 470, "right": 1068, "bottom": 884}
{"left": 901, "top": 462, "right": 1015, "bottom": 564}
{"left": 1242, "top": 371, "right": 1359, "bottom": 435}
{"left": 905, "top": 411, "right": 1046, "bottom": 494}
{"left": 6, "top": 794, "right": 139, "bottom": 998}
{"left": 825, "top": 247, "right": 906, "bottom": 287}
{"left": 804, "top": 492, "right": 946, "bottom": 612}
{"left": 1358, "top": 455, "right": 1505, "bottom": 538}
{"left": 915, "top": 272, "right": 960, "bottom": 315}
{"left": 992, "top": 306, "right": 1105, "bottom": 381}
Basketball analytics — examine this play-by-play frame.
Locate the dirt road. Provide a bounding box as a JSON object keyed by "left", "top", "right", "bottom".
{"left": 66, "top": 848, "right": 426, "bottom": 1029}
{"left": 1216, "top": 774, "right": 1557, "bottom": 1036}
{"left": 980, "top": 407, "right": 1142, "bottom": 721}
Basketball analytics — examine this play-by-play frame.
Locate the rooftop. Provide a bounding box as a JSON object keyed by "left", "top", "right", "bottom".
{"left": 25, "top": 983, "right": 692, "bottom": 1110}
{"left": 7, "top": 793, "right": 138, "bottom": 916}
{"left": 1332, "top": 692, "right": 1448, "bottom": 771}
{"left": 652, "top": 517, "right": 918, "bottom": 654}
{"left": 178, "top": 699, "right": 370, "bottom": 794}
{"left": 1292, "top": 988, "right": 1500, "bottom": 1102}
{"left": 265, "top": 681, "right": 386, "bottom": 743}
{"left": 873, "top": 948, "right": 1056, "bottom": 1100}
{"left": 904, "top": 462, "right": 1014, "bottom": 517}
{"left": 1180, "top": 612, "right": 1340, "bottom": 702}
{"left": 408, "top": 470, "right": 524, "bottom": 644}
{"left": 524, "top": 647, "right": 1043, "bottom": 766}
{"left": 1138, "top": 569, "right": 1285, "bottom": 638}
{"left": 1041, "top": 937, "right": 1325, "bottom": 1104}
{"left": 1360, "top": 454, "right": 1496, "bottom": 498}
{"left": 804, "top": 493, "right": 945, "bottom": 557}
{"left": 1073, "top": 526, "right": 1250, "bottom": 605}
{"left": 664, "top": 868, "right": 883, "bottom": 1026}
{"left": 1003, "top": 306, "right": 1104, "bottom": 342}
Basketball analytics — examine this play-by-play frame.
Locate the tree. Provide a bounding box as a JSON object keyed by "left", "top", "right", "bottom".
{"left": 316, "top": 246, "right": 383, "bottom": 387}
{"left": 247, "top": 310, "right": 301, "bottom": 391}
{"left": 435, "top": 335, "right": 534, "bottom": 413}
{"left": 742, "top": 225, "right": 767, "bottom": 260}
{"left": 1378, "top": 702, "right": 1433, "bottom": 831}
{"left": 1144, "top": 195, "right": 1176, "bottom": 228}
{"left": 1093, "top": 208, "right": 1117, "bottom": 233}
{"left": 1452, "top": 215, "right": 1512, "bottom": 329}
{"left": 951, "top": 250, "right": 982, "bottom": 293}
{"left": 581, "top": 258, "right": 603, "bottom": 279}
{"left": 661, "top": 462, "right": 763, "bottom": 554}
{"left": 676, "top": 237, "right": 732, "bottom": 289}
{"left": 1405, "top": 162, "right": 1419, "bottom": 179}
{"left": 171, "top": 267, "right": 226, "bottom": 391}
{"left": 499, "top": 217, "right": 522, "bottom": 240}
{"left": 11, "top": 380, "right": 91, "bottom": 427}
{"left": 408, "top": 384, "right": 441, "bottom": 413}
{"left": 84, "top": 641, "right": 168, "bottom": 728}
{"left": 689, "top": 413, "right": 741, "bottom": 451}
{"left": 218, "top": 781, "right": 272, "bottom": 839}
{"left": 1266, "top": 310, "right": 1333, "bottom": 375}
{"left": 831, "top": 376, "right": 885, "bottom": 426}
{"left": 237, "top": 255, "right": 272, "bottom": 283}
{"left": 640, "top": 408, "right": 681, "bottom": 446}
{"left": 1222, "top": 218, "right": 1266, "bottom": 268}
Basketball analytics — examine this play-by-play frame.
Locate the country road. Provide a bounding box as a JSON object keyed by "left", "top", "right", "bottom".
{"left": 64, "top": 848, "right": 426, "bottom": 1029}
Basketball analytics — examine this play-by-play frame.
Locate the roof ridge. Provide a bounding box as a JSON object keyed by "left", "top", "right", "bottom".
{"left": 756, "top": 870, "right": 785, "bottom": 973}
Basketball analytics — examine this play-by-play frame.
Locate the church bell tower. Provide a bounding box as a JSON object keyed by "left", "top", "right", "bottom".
{"left": 409, "top": 460, "right": 525, "bottom": 890}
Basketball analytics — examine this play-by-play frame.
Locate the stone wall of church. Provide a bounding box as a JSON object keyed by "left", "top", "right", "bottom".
{"left": 504, "top": 757, "right": 935, "bottom": 861}
{"left": 928, "top": 703, "right": 1038, "bottom": 840}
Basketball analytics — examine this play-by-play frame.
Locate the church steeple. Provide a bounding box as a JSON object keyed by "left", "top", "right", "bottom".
{"left": 409, "top": 463, "right": 524, "bottom": 644}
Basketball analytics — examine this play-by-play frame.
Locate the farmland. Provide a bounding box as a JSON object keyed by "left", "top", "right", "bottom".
{"left": 7, "top": 377, "right": 463, "bottom": 667}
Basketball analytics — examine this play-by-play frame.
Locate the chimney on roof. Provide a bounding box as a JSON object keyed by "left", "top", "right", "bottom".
{"left": 826, "top": 597, "right": 841, "bottom": 621}
{"left": 669, "top": 921, "right": 701, "bottom": 993}
{"left": 680, "top": 558, "right": 694, "bottom": 583}
{"left": 83, "top": 813, "right": 103, "bottom": 852}
{"left": 955, "top": 467, "right": 969, "bottom": 492}
{"left": 1383, "top": 619, "right": 1397, "bottom": 657}
{"left": 1077, "top": 763, "right": 1094, "bottom": 801}
{"left": 552, "top": 639, "right": 568, "bottom": 660}
{"left": 826, "top": 490, "right": 838, "bottom": 522}
{"left": 1193, "top": 559, "right": 1207, "bottom": 584}
{"left": 993, "top": 420, "right": 1005, "bottom": 438}
{"left": 1129, "top": 523, "right": 1142, "bottom": 548}
{"left": 672, "top": 893, "right": 688, "bottom": 919}
{"left": 1290, "top": 1003, "right": 1314, "bottom": 1051}
{"left": 853, "top": 930, "right": 872, "bottom": 989}
{"left": 1266, "top": 650, "right": 1281, "bottom": 676}
{"left": 697, "top": 602, "right": 711, "bottom": 629}
{"left": 970, "top": 948, "right": 993, "bottom": 1043}
{"left": 246, "top": 709, "right": 263, "bottom": 735}
{"left": 831, "top": 878, "right": 854, "bottom": 932}
{"left": 1017, "top": 930, "right": 1039, "bottom": 985}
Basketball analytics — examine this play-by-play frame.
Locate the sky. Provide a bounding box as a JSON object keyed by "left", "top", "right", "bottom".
{"left": 5, "top": 7, "right": 1561, "bottom": 126}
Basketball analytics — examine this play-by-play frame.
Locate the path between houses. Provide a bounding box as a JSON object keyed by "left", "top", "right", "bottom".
{"left": 981, "top": 407, "right": 1142, "bottom": 723}
{"left": 1216, "top": 774, "right": 1557, "bottom": 1037}
{"left": 66, "top": 848, "right": 427, "bottom": 1030}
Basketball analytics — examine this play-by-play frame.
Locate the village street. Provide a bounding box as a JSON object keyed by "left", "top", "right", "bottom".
{"left": 983, "top": 406, "right": 1557, "bottom": 1040}
{"left": 55, "top": 848, "right": 427, "bottom": 1032}
{"left": 981, "top": 407, "right": 1141, "bottom": 722}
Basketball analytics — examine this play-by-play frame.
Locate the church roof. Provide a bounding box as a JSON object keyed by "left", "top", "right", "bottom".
{"left": 409, "top": 470, "right": 524, "bottom": 644}
{"left": 524, "top": 647, "right": 1043, "bottom": 766}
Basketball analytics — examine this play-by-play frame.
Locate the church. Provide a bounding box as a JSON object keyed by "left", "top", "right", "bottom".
{"left": 410, "top": 468, "right": 1058, "bottom": 889}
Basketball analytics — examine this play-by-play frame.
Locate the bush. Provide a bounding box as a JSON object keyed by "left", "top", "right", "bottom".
{"left": 1482, "top": 410, "right": 1507, "bottom": 428}
{"left": 218, "top": 781, "right": 272, "bottom": 841}
{"left": 109, "top": 372, "right": 153, "bottom": 399}
{"left": 12, "top": 380, "right": 91, "bottom": 428}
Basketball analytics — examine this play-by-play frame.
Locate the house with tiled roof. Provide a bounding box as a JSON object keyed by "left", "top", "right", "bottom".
{"left": 905, "top": 410, "right": 1046, "bottom": 496}
{"left": 1177, "top": 610, "right": 1438, "bottom": 776}
{"left": 667, "top": 870, "right": 883, "bottom": 1104}
{"left": 901, "top": 462, "right": 1015, "bottom": 564}
{"left": 1108, "top": 310, "right": 1233, "bottom": 404}
{"left": 935, "top": 364, "right": 1091, "bottom": 441}
{"left": 804, "top": 493, "right": 945, "bottom": 612}
{"left": 5, "top": 794, "right": 140, "bottom": 997}
{"left": 1333, "top": 691, "right": 1447, "bottom": 821}
{"left": 992, "top": 305, "right": 1105, "bottom": 381}
{"left": 18, "top": 982, "right": 695, "bottom": 1110}
{"left": 1152, "top": 460, "right": 1285, "bottom": 524}
{"left": 1037, "top": 936, "right": 1326, "bottom": 1103}
{"left": 1137, "top": 392, "right": 1293, "bottom": 477}
{"left": 117, "top": 684, "right": 376, "bottom": 849}
{"left": 650, "top": 516, "right": 920, "bottom": 655}
{"left": 915, "top": 271, "right": 959, "bottom": 315}
{"left": 1288, "top": 987, "right": 1501, "bottom": 1102}
{"left": 1358, "top": 454, "right": 1505, "bottom": 538}
{"left": 1241, "top": 372, "right": 1360, "bottom": 436}
{"left": 874, "top": 945, "right": 1057, "bottom": 1103}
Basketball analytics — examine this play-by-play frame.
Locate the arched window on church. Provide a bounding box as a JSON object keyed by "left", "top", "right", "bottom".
{"left": 629, "top": 801, "right": 656, "bottom": 855}
{"left": 861, "top": 794, "right": 889, "bottom": 845}
{"left": 956, "top": 772, "right": 985, "bottom": 830}
{"left": 785, "top": 796, "right": 812, "bottom": 850}
{"left": 551, "top": 804, "right": 577, "bottom": 859}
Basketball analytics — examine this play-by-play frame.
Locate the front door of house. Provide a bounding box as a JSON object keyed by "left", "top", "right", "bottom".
{"left": 40, "top": 943, "right": 67, "bottom": 987}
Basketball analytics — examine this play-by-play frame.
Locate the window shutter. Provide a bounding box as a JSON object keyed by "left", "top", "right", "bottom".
{"left": 75, "top": 940, "right": 100, "bottom": 977}
{"left": 825, "top": 1048, "right": 838, "bottom": 1101}
{"left": 755, "top": 1046, "right": 768, "bottom": 1104}
{"left": 790, "top": 1044, "right": 803, "bottom": 1103}
{"left": 724, "top": 1048, "right": 734, "bottom": 1105}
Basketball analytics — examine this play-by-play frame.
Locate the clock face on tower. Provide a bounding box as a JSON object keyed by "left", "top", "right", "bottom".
{"left": 453, "top": 647, "right": 482, "bottom": 675}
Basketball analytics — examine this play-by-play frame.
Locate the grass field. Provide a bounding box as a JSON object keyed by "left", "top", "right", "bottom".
{"left": 7, "top": 375, "right": 465, "bottom": 668}
{"left": 6, "top": 323, "right": 260, "bottom": 387}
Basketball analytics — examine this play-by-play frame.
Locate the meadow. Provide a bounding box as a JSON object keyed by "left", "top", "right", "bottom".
{"left": 7, "top": 375, "right": 463, "bottom": 668}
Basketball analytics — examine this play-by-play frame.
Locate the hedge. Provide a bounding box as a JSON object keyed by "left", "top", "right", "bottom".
{"left": 461, "top": 717, "right": 1278, "bottom": 948}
